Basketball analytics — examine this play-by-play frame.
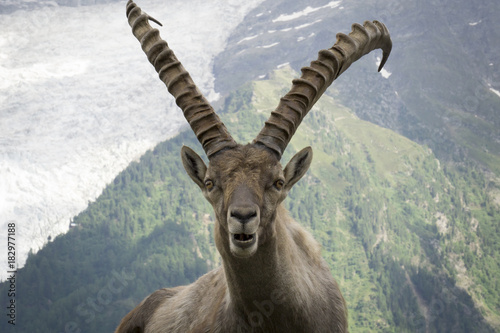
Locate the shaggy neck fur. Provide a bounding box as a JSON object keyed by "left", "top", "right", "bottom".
{"left": 215, "top": 205, "right": 336, "bottom": 331}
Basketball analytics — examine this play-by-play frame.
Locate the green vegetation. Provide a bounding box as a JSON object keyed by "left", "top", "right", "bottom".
{"left": 1, "top": 67, "right": 499, "bottom": 332}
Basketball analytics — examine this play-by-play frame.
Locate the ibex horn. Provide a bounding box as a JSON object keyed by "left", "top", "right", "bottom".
{"left": 126, "top": 0, "right": 237, "bottom": 158}
{"left": 254, "top": 21, "right": 392, "bottom": 159}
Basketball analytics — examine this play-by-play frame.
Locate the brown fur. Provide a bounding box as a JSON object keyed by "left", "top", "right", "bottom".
{"left": 115, "top": 144, "right": 348, "bottom": 333}
{"left": 115, "top": 287, "right": 183, "bottom": 332}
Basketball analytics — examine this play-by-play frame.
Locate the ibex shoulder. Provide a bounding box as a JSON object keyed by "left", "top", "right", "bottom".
{"left": 114, "top": 287, "right": 183, "bottom": 333}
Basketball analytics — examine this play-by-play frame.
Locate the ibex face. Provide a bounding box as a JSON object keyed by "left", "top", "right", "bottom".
{"left": 182, "top": 144, "right": 312, "bottom": 258}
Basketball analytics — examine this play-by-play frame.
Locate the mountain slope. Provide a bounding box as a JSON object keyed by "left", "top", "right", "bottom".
{"left": 214, "top": 0, "right": 500, "bottom": 175}
{"left": 2, "top": 67, "right": 498, "bottom": 332}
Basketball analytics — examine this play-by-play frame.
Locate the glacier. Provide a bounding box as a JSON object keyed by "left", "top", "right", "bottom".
{"left": 0, "top": 0, "right": 263, "bottom": 280}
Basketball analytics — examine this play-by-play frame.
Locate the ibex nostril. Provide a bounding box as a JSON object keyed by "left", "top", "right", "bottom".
{"left": 230, "top": 209, "right": 257, "bottom": 223}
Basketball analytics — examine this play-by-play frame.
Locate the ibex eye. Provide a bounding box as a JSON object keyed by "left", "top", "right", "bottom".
{"left": 205, "top": 180, "right": 214, "bottom": 191}
{"left": 274, "top": 179, "right": 285, "bottom": 190}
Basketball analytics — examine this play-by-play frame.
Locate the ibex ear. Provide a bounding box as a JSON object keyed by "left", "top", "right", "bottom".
{"left": 181, "top": 146, "right": 207, "bottom": 189}
{"left": 284, "top": 147, "right": 313, "bottom": 191}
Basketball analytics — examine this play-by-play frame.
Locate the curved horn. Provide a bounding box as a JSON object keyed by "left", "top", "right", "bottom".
{"left": 254, "top": 21, "right": 392, "bottom": 158}
{"left": 126, "top": 0, "right": 237, "bottom": 158}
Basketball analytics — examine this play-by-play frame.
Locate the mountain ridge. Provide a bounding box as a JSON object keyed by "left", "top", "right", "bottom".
{"left": 214, "top": 0, "right": 500, "bottom": 176}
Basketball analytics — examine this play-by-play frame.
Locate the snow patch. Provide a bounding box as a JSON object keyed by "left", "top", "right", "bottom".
{"left": 237, "top": 34, "right": 260, "bottom": 44}
{"left": 380, "top": 68, "right": 392, "bottom": 79}
{"left": 272, "top": 1, "right": 342, "bottom": 22}
{"left": 294, "top": 19, "right": 322, "bottom": 30}
{"left": 376, "top": 57, "right": 392, "bottom": 78}
{"left": 490, "top": 88, "right": 500, "bottom": 98}
{"left": 258, "top": 42, "right": 280, "bottom": 49}
{"left": 297, "top": 32, "right": 316, "bottom": 42}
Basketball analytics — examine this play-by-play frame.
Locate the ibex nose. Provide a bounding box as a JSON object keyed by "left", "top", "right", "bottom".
{"left": 230, "top": 206, "right": 258, "bottom": 224}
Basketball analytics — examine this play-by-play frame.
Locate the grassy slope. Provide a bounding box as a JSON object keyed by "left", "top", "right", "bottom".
{"left": 251, "top": 67, "right": 498, "bottom": 331}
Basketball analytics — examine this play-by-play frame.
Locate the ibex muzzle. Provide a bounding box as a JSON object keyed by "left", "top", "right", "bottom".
{"left": 227, "top": 184, "right": 260, "bottom": 256}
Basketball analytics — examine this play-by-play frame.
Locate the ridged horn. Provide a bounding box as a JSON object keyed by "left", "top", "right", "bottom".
{"left": 126, "top": 0, "right": 237, "bottom": 158}
{"left": 254, "top": 21, "right": 392, "bottom": 159}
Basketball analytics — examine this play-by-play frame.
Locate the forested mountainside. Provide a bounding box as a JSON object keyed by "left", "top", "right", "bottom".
{"left": 2, "top": 68, "right": 498, "bottom": 332}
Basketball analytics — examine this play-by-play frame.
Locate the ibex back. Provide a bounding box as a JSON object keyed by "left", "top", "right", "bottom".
{"left": 116, "top": 1, "right": 392, "bottom": 332}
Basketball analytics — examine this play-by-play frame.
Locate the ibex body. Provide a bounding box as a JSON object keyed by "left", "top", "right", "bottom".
{"left": 116, "top": 1, "right": 391, "bottom": 332}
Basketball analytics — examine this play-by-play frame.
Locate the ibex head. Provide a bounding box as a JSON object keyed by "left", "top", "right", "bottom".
{"left": 126, "top": 0, "right": 391, "bottom": 259}
{"left": 182, "top": 144, "right": 312, "bottom": 258}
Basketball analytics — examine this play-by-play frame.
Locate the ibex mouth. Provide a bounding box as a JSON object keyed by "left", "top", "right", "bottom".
{"left": 234, "top": 233, "right": 254, "bottom": 242}
{"left": 231, "top": 233, "right": 257, "bottom": 250}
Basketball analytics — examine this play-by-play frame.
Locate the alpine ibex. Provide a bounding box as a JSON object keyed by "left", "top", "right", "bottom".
{"left": 116, "top": 1, "right": 391, "bottom": 332}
